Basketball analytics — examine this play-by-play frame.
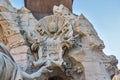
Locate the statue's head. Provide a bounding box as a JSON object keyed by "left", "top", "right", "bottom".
{"left": 48, "top": 22, "right": 58, "bottom": 34}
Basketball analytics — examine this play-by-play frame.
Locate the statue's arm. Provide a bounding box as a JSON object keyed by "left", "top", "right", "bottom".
{"left": 20, "top": 65, "right": 48, "bottom": 79}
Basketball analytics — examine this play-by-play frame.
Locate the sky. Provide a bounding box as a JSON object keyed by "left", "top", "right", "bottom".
{"left": 9, "top": 0, "right": 120, "bottom": 68}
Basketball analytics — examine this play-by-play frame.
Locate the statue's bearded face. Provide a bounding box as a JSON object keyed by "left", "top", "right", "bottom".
{"left": 48, "top": 22, "right": 58, "bottom": 34}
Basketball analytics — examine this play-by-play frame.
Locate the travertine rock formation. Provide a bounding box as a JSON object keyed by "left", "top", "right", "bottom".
{"left": 112, "top": 70, "right": 120, "bottom": 80}
{"left": 0, "top": 0, "right": 119, "bottom": 80}
{"left": 0, "top": 0, "right": 16, "bottom": 12}
{"left": 0, "top": 0, "right": 37, "bottom": 68}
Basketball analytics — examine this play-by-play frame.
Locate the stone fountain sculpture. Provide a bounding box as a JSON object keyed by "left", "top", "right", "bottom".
{"left": 26, "top": 13, "right": 85, "bottom": 80}
{"left": 25, "top": 5, "right": 118, "bottom": 80}
{"left": 0, "top": 0, "right": 119, "bottom": 80}
{"left": 0, "top": 42, "right": 52, "bottom": 80}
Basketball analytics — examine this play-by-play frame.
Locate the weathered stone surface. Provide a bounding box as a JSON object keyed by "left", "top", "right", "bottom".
{"left": 0, "top": 14, "right": 25, "bottom": 48}
{"left": 0, "top": 6, "right": 9, "bottom": 12}
{"left": 0, "top": 0, "right": 119, "bottom": 80}
{"left": 0, "top": 0, "right": 39, "bottom": 69}
{"left": 0, "top": 43, "right": 54, "bottom": 80}
{"left": 112, "top": 69, "right": 120, "bottom": 80}
{"left": 0, "top": 0, "right": 16, "bottom": 12}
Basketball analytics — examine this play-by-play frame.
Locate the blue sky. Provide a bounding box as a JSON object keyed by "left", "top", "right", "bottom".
{"left": 10, "top": 0, "right": 120, "bottom": 68}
